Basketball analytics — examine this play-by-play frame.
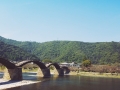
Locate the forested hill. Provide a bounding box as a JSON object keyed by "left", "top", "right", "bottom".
{"left": 0, "top": 36, "right": 40, "bottom": 53}
{"left": 0, "top": 40, "right": 40, "bottom": 61}
{"left": 0, "top": 36, "right": 120, "bottom": 64}
{"left": 33, "top": 41, "right": 120, "bottom": 64}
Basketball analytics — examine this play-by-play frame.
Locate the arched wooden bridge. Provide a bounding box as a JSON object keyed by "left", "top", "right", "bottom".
{"left": 0, "top": 58, "right": 70, "bottom": 80}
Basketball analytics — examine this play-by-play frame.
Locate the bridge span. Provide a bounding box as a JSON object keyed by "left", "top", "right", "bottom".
{"left": 0, "top": 58, "right": 70, "bottom": 81}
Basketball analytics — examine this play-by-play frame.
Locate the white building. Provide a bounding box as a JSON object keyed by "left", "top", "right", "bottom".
{"left": 60, "top": 62, "right": 80, "bottom": 68}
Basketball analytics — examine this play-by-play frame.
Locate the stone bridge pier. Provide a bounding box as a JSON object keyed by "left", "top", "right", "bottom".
{"left": 57, "top": 68, "right": 64, "bottom": 76}
{"left": 3, "top": 67, "right": 22, "bottom": 80}
{"left": 37, "top": 68, "right": 51, "bottom": 78}
{"left": 64, "top": 69, "right": 70, "bottom": 74}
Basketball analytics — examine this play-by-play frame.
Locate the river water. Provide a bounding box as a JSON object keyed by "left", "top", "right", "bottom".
{"left": 1, "top": 72, "right": 120, "bottom": 90}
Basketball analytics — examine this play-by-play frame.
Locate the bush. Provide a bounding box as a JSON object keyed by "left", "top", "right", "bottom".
{"left": 82, "top": 60, "right": 91, "bottom": 67}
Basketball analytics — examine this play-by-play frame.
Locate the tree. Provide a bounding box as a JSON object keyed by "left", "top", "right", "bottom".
{"left": 82, "top": 60, "right": 91, "bottom": 67}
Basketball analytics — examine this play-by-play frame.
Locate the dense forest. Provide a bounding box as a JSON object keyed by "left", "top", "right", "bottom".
{"left": 0, "top": 36, "right": 120, "bottom": 64}
{"left": 0, "top": 40, "right": 40, "bottom": 61}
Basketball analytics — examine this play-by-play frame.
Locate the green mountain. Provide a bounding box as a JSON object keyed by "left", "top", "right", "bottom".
{"left": 0, "top": 40, "right": 40, "bottom": 61}
{"left": 0, "top": 36, "right": 40, "bottom": 53}
{"left": 33, "top": 41, "right": 120, "bottom": 64}
{"left": 0, "top": 36, "right": 120, "bottom": 64}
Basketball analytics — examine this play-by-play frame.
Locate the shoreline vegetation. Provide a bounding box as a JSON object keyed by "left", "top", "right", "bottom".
{"left": 69, "top": 71, "right": 120, "bottom": 78}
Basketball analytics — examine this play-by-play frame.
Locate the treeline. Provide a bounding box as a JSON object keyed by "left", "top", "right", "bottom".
{"left": 0, "top": 36, "right": 120, "bottom": 64}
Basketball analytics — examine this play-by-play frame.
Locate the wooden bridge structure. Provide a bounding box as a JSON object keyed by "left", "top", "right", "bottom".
{"left": 0, "top": 58, "right": 70, "bottom": 81}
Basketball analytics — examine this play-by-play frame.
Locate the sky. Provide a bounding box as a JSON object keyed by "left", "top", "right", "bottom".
{"left": 0, "top": 0, "right": 120, "bottom": 42}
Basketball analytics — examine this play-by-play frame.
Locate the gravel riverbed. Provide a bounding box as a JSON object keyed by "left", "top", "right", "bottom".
{"left": 0, "top": 79, "right": 41, "bottom": 90}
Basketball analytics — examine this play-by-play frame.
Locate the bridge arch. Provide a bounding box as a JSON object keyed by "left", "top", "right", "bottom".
{"left": 16, "top": 60, "right": 47, "bottom": 69}
{"left": 61, "top": 66, "right": 70, "bottom": 74}
{"left": 16, "top": 60, "right": 50, "bottom": 77}
{"left": 47, "top": 63, "right": 61, "bottom": 69}
{"left": 47, "top": 63, "right": 64, "bottom": 76}
{"left": 0, "top": 58, "right": 22, "bottom": 80}
{"left": 0, "top": 58, "right": 16, "bottom": 69}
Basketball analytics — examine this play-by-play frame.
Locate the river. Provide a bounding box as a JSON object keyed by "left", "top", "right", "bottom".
{"left": 0, "top": 72, "right": 120, "bottom": 90}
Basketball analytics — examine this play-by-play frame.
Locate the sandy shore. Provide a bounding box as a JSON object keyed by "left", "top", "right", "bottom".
{"left": 0, "top": 79, "right": 41, "bottom": 90}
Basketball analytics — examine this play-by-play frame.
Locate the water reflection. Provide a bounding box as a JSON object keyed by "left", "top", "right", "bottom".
{"left": 1, "top": 73, "right": 120, "bottom": 90}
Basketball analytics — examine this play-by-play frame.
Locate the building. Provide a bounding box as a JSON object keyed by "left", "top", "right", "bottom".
{"left": 60, "top": 62, "right": 81, "bottom": 68}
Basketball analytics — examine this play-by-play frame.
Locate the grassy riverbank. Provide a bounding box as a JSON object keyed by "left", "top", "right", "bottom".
{"left": 69, "top": 71, "right": 120, "bottom": 78}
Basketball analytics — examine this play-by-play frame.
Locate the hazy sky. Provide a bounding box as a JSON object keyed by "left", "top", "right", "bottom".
{"left": 0, "top": 0, "right": 120, "bottom": 42}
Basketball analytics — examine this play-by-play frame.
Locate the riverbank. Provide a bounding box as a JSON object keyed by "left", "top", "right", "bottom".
{"left": 0, "top": 79, "right": 41, "bottom": 90}
{"left": 69, "top": 71, "right": 120, "bottom": 78}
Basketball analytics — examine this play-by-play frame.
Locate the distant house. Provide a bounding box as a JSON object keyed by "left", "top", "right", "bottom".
{"left": 60, "top": 62, "right": 81, "bottom": 68}
{"left": 60, "top": 62, "right": 70, "bottom": 67}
